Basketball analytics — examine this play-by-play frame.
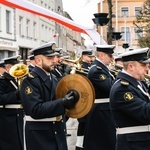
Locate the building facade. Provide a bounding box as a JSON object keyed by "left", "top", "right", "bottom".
{"left": 98, "top": 0, "right": 145, "bottom": 54}
{"left": 0, "top": 0, "right": 83, "bottom": 61}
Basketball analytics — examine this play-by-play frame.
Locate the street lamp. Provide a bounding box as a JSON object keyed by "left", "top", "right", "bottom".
{"left": 93, "top": 13, "right": 110, "bottom": 44}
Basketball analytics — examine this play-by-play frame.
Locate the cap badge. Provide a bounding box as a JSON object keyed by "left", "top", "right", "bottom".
{"left": 99, "top": 74, "right": 106, "bottom": 80}
{"left": 59, "top": 49, "right": 63, "bottom": 54}
{"left": 52, "top": 43, "right": 56, "bottom": 50}
{"left": 25, "top": 86, "right": 33, "bottom": 94}
{"left": 124, "top": 92, "right": 133, "bottom": 101}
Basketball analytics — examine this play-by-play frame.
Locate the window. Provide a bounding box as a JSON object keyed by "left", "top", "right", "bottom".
{"left": 45, "top": 3, "right": 47, "bottom": 9}
{"left": 134, "top": 27, "right": 143, "bottom": 40}
{"left": 121, "top": 7, "right": 129, "bottom": 17}
{"left": 41, "top": 24, "right": 44, "bottom": 41}
{"left": 121, "top": 27, "right": 130, "bottom": 43}
{"left": 45, "top": 26, "right": 48, "bottom": 41}
{"left": 41, "top": 1, "right": 43, "bottom": 6}
{"left": 135, "top": 7, "right": 141, "bottom": 16}
{"left": 6, "top": 10, "right": 11, "bottom": 33}
{"left": 8, "top": 51, "right": 14, "bottom": 57}
{"left": 26, "top": 19, "right": 30, "bottom": 37}
{"left": 19, "top": 16, "right": 23, "bottom": 36}
{"left": 33, "top": 22, "right": 37, "bottom": 39}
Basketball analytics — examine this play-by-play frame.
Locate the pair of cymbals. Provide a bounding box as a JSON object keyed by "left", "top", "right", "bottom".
{"left": 56, "top": 74, "right": 95, "bottom": 118}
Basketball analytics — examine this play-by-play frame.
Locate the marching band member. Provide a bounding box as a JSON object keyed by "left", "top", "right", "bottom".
{"left": 110, "top": 54, "right": 123, "bottom": 78}
{"left": 52, "top": 47, "right": 71, "bottom": 80}
{"left": 27, "top": 54, "right": 36, "bottom": 72}
{"left": 110, "top": 47, "right": 150, "bottom": 150}
{"left": 83, "top": 45, "right": 116, "bottom": 150}
{"left": 81, "top": 50, "right": 93, "bottom": 70}
{"left": 76, "top": 49, "right": 94, "bottom": 150}
{"left": 51, "top": 47, "right": 72, "bottom": 136}
{"left": 20, "top": 42, "right": 79, "bottom": 150}
{"left": 0, "top": 55, "right": 24, "bottom": 150}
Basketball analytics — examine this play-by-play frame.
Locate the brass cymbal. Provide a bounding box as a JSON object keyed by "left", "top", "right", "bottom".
{"left": 56, "top": 74, "right": 95, "bottom": 118}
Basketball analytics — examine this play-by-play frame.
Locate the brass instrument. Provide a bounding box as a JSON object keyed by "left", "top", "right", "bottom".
{"left": 61, "top": 57, "right": 88, "bottom": 75}
{"left": 109, "top": 62, "right": 123, "bottom": 77}
{"left": 9, "top": 64, "right": 29, "bottom": 86}
{"left": 144, "top": 74, "right": 150, "bottom": 80}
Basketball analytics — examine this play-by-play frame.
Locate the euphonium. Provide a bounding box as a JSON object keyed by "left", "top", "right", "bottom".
{"left": 9, "top": 63, "right": 29, "bottom": 86}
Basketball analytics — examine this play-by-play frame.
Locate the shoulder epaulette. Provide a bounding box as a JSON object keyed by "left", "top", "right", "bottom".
{"left": 27, "top": 72, "right": 35, "bottom": 79}
{"left": 121, "top": 80, "right": 129, "bottom": 86}
{"left": 96, "top": 66, "right": 102, "bottom": 70}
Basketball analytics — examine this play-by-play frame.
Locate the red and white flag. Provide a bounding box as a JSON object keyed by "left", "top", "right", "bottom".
{"left": 1, "top": 0, "right": 107, "bottom": 45}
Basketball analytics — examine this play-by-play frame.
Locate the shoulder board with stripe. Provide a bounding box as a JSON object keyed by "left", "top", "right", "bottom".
{"left": 120, "top": 80, "right": 129, "bottom": 86}
{"left": 96, "top": 66, "right": 102, "bottom": 70}
{"left": 27, "top": 72, "right": 35, "bottom": 79}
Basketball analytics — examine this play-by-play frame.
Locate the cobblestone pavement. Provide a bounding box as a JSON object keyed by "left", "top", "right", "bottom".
{"left": 66, "top": 118, "right": 78, "bottom": 150}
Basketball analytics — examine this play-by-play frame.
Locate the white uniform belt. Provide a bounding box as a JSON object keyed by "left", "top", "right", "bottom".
{"left": 0, "top": 104, "right": 23, "bottom": 109}
{"left": 116, "top": 125, "right": 150, "bottom": 134}
{"left": 94, "top": 98, "right": 109, "bottom": 103}
{"left": 25, "top": 115, "right": 62, "bottom": 122}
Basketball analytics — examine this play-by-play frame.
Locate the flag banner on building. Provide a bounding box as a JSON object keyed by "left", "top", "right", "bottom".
{"left": 1, "top": 0, "right": 107, "bottom": 45}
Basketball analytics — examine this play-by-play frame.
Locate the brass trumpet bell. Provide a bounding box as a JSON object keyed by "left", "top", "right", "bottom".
{"left": 9, "top": 64, "right": 29, "bottom": 78}
{"left": 56, "top": 74, "right": 95, "bottom": 118}
{"left": 61, "top": 57, "right": 88, "bottom": 75}
{"left": 144, "top": 74, "right": 150, "bottom": 80}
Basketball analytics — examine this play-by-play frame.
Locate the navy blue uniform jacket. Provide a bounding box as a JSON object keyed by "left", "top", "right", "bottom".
{"left": 20, "top": 66, "right": 68, "bottom": 150}
{"left": 110, "top": 71, "right": 150, "bottom": 150}
{"left": 83, "top": 59, "right": 116, "bottom": 150}
{"left": 0, "top": 72, "right": 23, "bottom": 150}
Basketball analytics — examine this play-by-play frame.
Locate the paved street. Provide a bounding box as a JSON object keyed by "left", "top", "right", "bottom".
{"left": 66, "top": 118, "right": 78, "bottom": 150}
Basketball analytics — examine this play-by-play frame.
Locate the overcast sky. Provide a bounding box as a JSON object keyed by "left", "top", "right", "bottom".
{"left": 62, "top": 0, "right": 102, "bottom": 47}
{"left": 62, "top": 0, "right": 101, "bottom": 28}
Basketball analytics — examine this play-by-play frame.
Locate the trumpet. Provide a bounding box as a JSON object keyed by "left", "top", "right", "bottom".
{"left": 144, "top": 74, "right": 150, "bottom": 80}
{"left": 9, "top": 63, "right": 29, "bottom": 86}
{"left": 61, "top": 57, "right": 88, "bottom": 75}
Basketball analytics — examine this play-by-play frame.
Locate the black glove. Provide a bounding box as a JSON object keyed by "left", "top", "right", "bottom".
{"left": 62, "top": 90, "right": 79, "bottom": 109}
